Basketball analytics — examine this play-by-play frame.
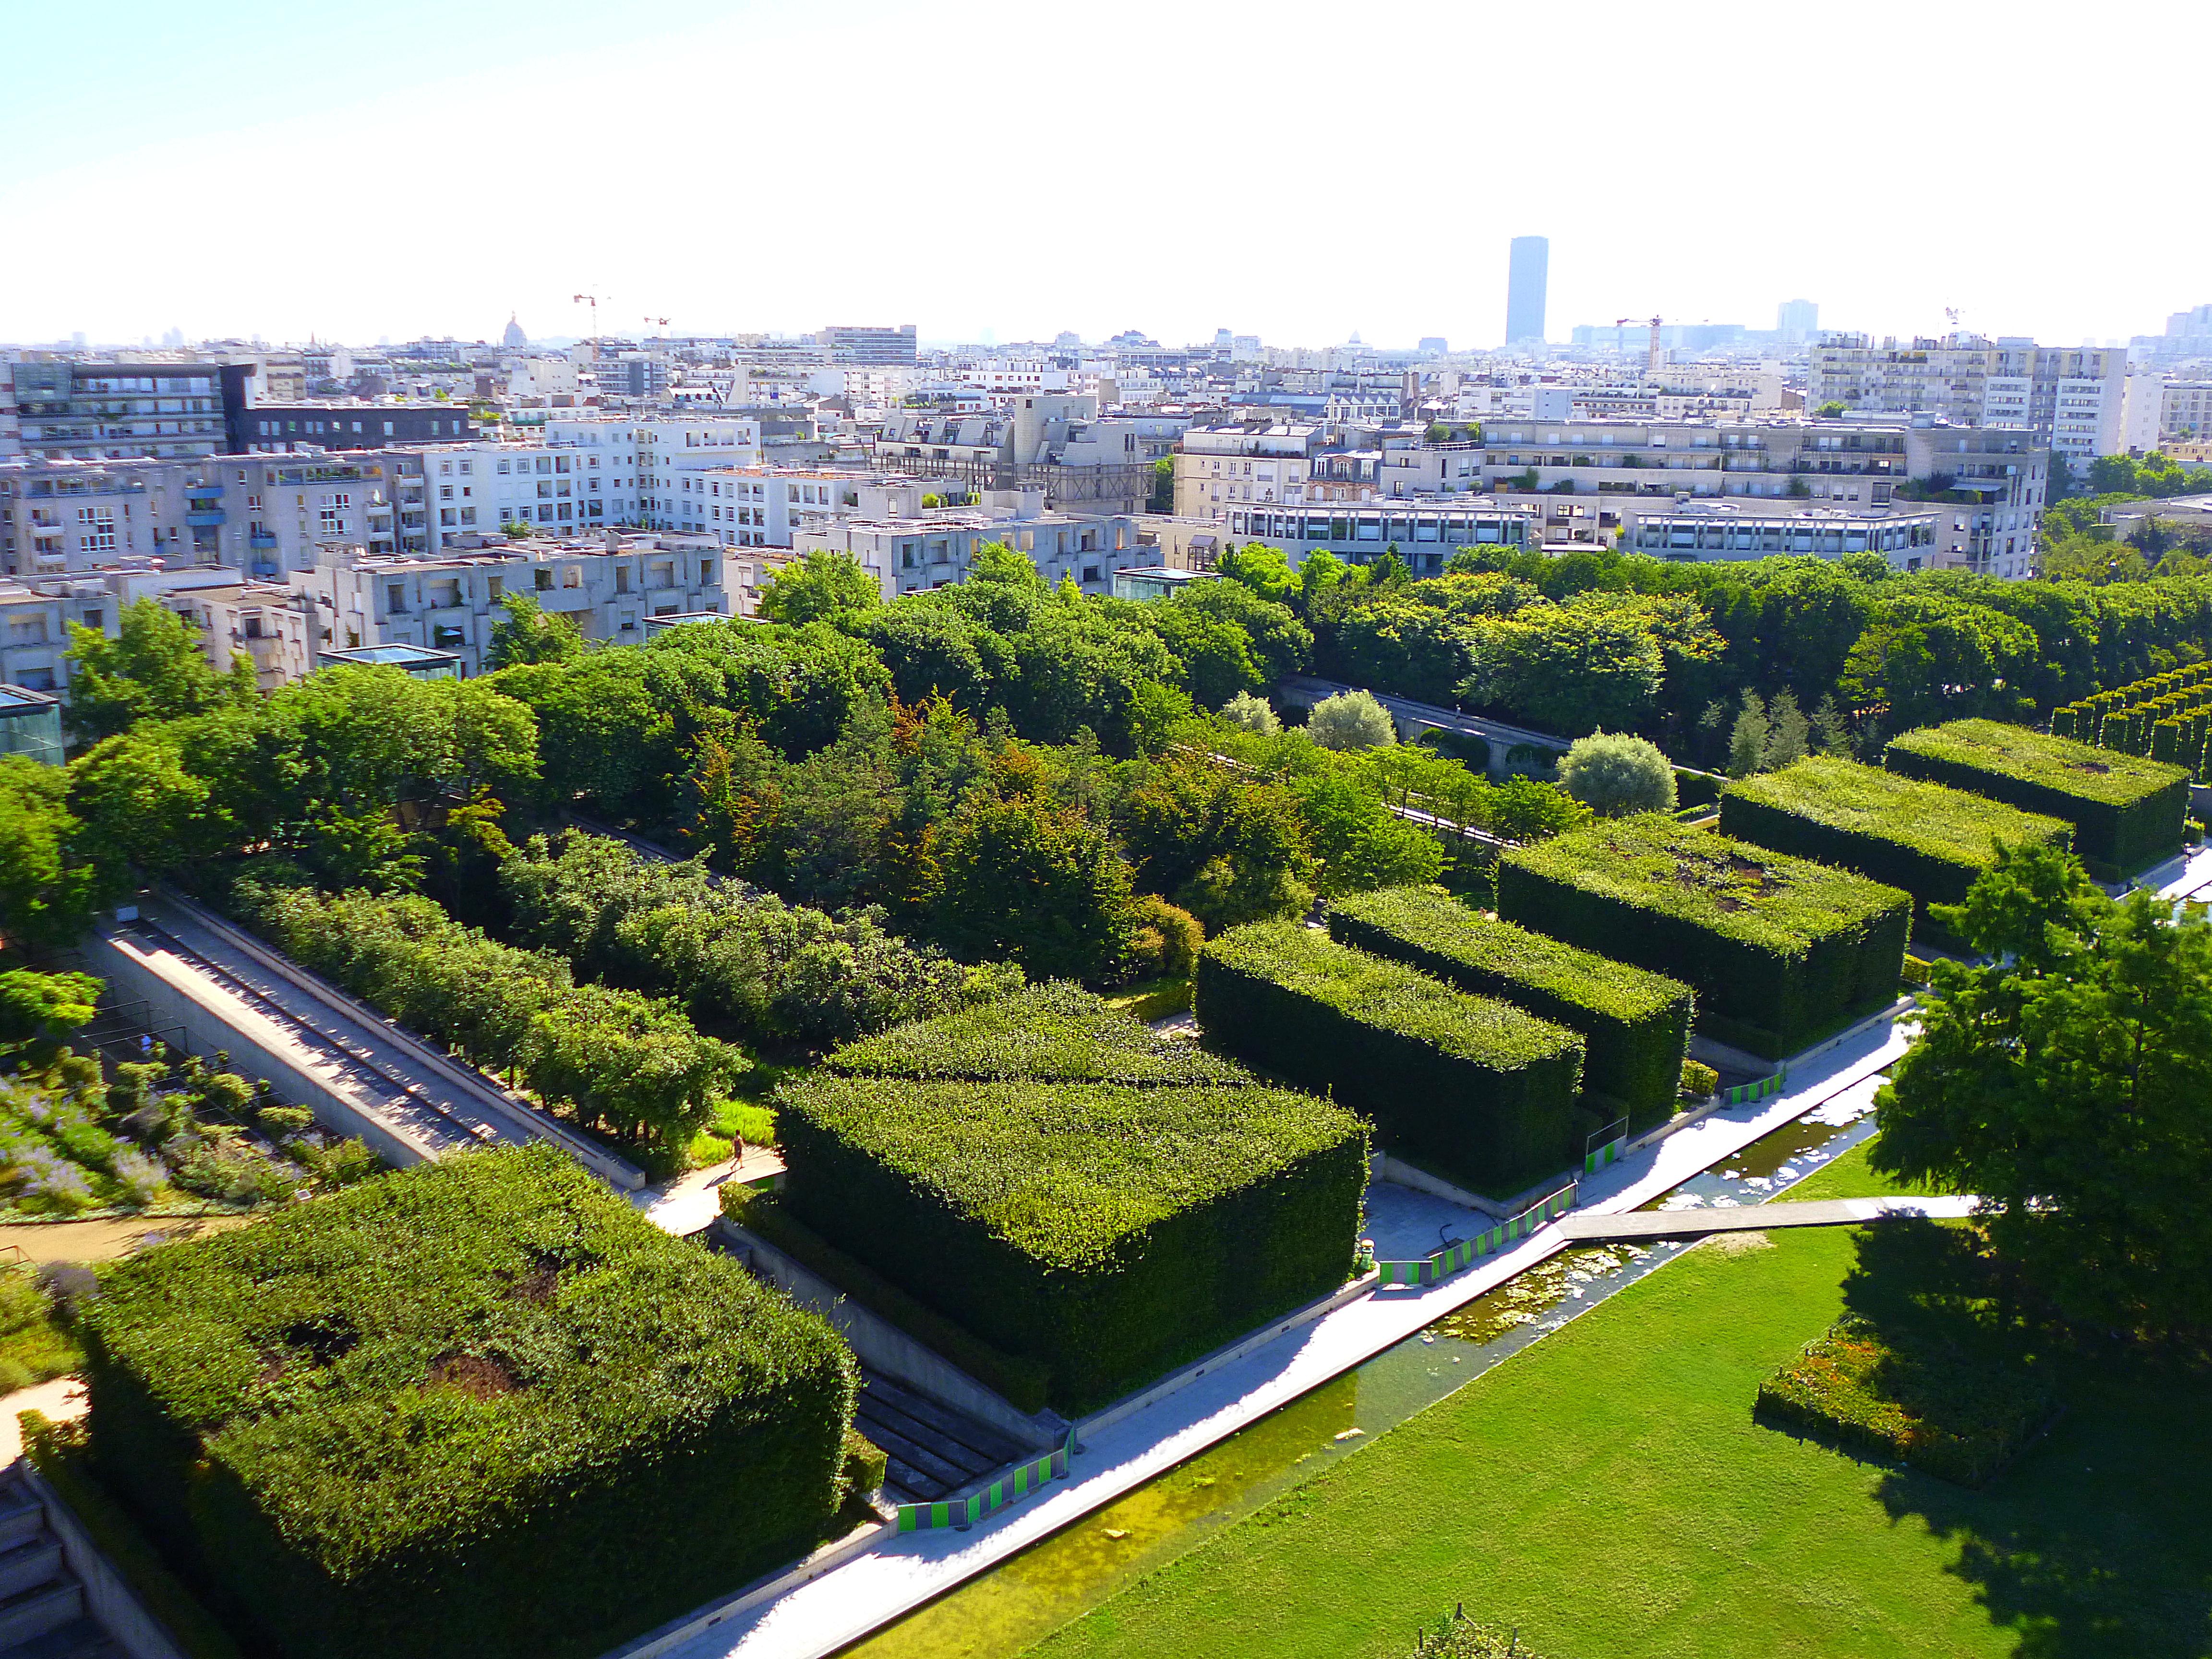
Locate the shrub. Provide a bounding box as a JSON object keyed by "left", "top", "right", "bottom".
{"left": 77, "top": 1147, "right": 855, "bottom": 1659}
{"left": 1755, "top": 1313, "right": 2053, "bottom": 1488}
{"left": 776, "top": 1073, "right": 1367, "bottom": 1413}
{"left": 1195, "top": 921, "right": 1582, "bottom": 1195}
{"left": 1720, "top": 755, "right": 2074, "bottom": 915}
{"left": 826, "top": 980, "right": 1248, "bottom": 1087}
{"left": 1497, "top": 817, "right": 1911, "bottom": 1061}
{"left": 1219, "top": 691, "right": 1281, "bottom": 735}
{"left": 1128, "top": 894, "right": 1203, "bottom": 979}
{"left": 1307, "top": 689, "right": 1397, "bottom": 752}
{"left": 1327, "top": 888, "right": 1691, "bottom": 1130}
{"left": 1558, "top": 732, "right": 1677, "bottom": 818}
{"left": 1680, "top": 1058, "right": 1718, "bottom": 1099}
{"left": 1884, "top": 719, "right": 2190, "bottom": 879}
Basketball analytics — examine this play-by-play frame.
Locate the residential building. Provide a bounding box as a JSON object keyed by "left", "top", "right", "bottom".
{"left": 1505, "top": 237, "right": 1549, "bottom": 346}
{"left": 7, "top": 360, "right": 234, "bottom": 460}
{"left": 694, "top": 467, "right": 926, "bottom": 550}
{"left": 2125, "top": 376, "right": 2212, "bottom": 447}
{"left": 0, "top": 457, "right": 214, "bottom": 576}
{"left": 227, "top": 402, "right": 477, "bottom": 453}
{"left": 1217, "top": 499, "right": 1537, "bottom": 577}
{"left": 1810, "top": 335, "right": 2125, "bottom": 461}
{"left": 1172, "top": 422, "right": 1327, "bottom": 519}
{"left": 794, "top": 489, "right": 1138, "bottom": 601}
{"left": 818, "top": 325, "right": 919, "bottom": 366}
{"left": 0, "top": 577, "right": 113, "bottom": 696}
{"left": 872, "top": 396, "right": 1157, "bottom": 514}
{"left": 1623, "top": 502, "right": 1941, "bottom": 570}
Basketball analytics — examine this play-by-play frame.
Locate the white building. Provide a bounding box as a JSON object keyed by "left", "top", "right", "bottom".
{"left": 0, "top": 457, "right": 210, "bottom": 577}
{"left": 794, "top": 490, "right": 1138, "bottom": 601}
{"left": 1622, "top": 501, "right": 1941, "bottom": 570}
{"left": 1172, "top": 423, "right": 1327, "bottom": 520}
{"left": 1812, "top": 335, "right": 2125, "bottom": 461}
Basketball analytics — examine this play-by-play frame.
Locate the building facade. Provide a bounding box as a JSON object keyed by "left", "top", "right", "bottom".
{"left": 794, "top": 490, "right": 1138, "bottom": 601}
{"left": 7, "top": 360, "right": 234, "bottom": 460}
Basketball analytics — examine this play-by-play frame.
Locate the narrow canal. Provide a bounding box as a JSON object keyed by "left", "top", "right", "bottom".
{"left": 836, "top": 1087, "right": 1886, "bottom": 1659}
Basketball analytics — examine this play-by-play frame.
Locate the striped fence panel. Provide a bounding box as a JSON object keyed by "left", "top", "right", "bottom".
{"left": 1722, "top": 1067, "right": 1788, "bottom": 1107}
{"left": 1581, "top": 1115, "right": 1630, "bottom": 1178}
{"left": 895, "top": 1431, "right": 1074, "bottom": 1533}
{"left": 1374, "top": 1180, "right": 1578, "bottom": 1287}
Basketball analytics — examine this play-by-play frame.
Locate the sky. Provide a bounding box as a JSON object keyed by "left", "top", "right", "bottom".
{"left": 4, "top": 0, "right": 2207, "bottom": 353}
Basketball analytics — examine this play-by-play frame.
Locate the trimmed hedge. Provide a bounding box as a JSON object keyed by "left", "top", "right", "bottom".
{"left": 1496, "top": 817, "right": 1911, "bottom": 1062}
{"left": 825, "top": 980, "right": 1249, "bottom": 1087}
{"left": 1755, "top": 1314, "right": 2054, "bottom": 1488}
{"left": 1194, "top": 921, "right": 1583, "bottom": 1194}
{"left": 1326, "top": 887, "right": 1691, "bottom": 1131}
{"left": 1719, "top": 756, "right": 2074, "bottom": 915}
{"left": 1884, "top": 719, "right": 2190, "bottom": 879}
{"left": 776, "top": 1074, "right": 1368, "bottom": 1414}
{"left": 78, "top": 1147, "right": 855, "bottom": 1659}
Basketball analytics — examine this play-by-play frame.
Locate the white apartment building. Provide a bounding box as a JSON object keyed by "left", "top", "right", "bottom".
{"left": 1623, "top": 502, "right": 1941, "bottom": 571}
{"left": 1812, "top": 336, "right": 2125, "bottom": 460}
{"left": 5, "top": 360, "right": 229, "bottom": 460}
{"left": 794, "top": 490, "right": 1138, "bottom": 601}
{"left": 1215, "top": 500, "right": 1537, "bottom": 577}
{"left": 1172, "top": 424, "right": 1326, "bottom": 520}
{"left": 0, "top": 575, "right": 121, "bottom": 696}
{"left": 0, "top": 457, "right": 210, "bottom": 577}
{"left": 286, "top": 533, "right": 732, "bottom": 677}
{"left": 2124, "top": 375, "right": 2212, "bottom": 449}
{"left": 695, "top": 468, "right": 927, "bottom": 549}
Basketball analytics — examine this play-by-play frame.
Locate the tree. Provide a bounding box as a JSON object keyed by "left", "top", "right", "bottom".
{"left": 1872, "top": 843, "right": 2212, "bottom": 1337}
{"left": 929, "top": 788, "right": 1135, "bottom": 982}
{"left": 1293, "top": 774, "right": 1442, "bottom": 895}
{"left": 63, "top": 598, "right": 254, "bottom": 745}
{"left": 1148, "top": 457, "right": 1174, "bottom": 514}
{"left": 1815, "top": 400, "right": 1847, "bottom": 418}
{"left": 0, "top": 968, "right": 102, "bottom": 1053}
{"left": 1307, "top": 689, "right": 1396, "bottom": 752}
{"left": 0, "top": 757, "right": 98, "bottom": 950}
{"left": 1219, "top": 692, "right": 1280, "bottom": 735}
{"left": 1765, "top": 688, "right": 1810, "bottom": 769}
{"left": 1459, "top": 592, "right": 1719, "bottom": 735}
{"left": 484, "top": 591, "right": 583, "bottom": 669}
{"left": 757, "top": 549, "right": 880, "bottom": 625}
{"left": 1216, "top": 543, "right": 1301, "bottom": 607}
{"left": 1560, "top": 732, "right": 1677, "bottom": 817}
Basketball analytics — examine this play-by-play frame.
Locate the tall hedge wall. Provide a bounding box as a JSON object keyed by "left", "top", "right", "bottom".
{"left": 1719, "top": 756, "right": 2074, "bottom": 915}
{"left": 78, "top": 1147, "right": 854, "bottom": 1659}
{"left": 776, "top": 1074, "right": 1367, "bottom": 1415}
{"left": 1496, "top": 817, "right": 1911, "bottom": 1062}
{"left": 1194, "top": 921, "right": 1583, "bottom": 1196}
{"left": 825, "top": 980, "right": 1252, "bottom": 1087}
{"left": 1883, "top": 719, "right": 2190, "bottom": 879}
{"left": 1326, "top": 888, "right": 1691, "bottom": 1131}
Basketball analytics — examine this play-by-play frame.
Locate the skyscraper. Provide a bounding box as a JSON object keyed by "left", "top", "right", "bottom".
{"left": 1505, "top": 237, "right": 1549, "bottom": 346}
{"left": 1777, "top": 298, "right": 1819, "bottom": 346}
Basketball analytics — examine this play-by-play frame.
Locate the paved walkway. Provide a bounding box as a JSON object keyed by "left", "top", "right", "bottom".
{"left": 641, "top": 1012, "right": 1917, "bottom": 1659}
{"left": 0, "top": 1378, "right": 85, "bottom": 1467}
{"left": 638, "top": 1149, "right": 786, "bottom": 1236}
{"left": 1556, "top": 1193, "right": 1979, "bottom": 1243}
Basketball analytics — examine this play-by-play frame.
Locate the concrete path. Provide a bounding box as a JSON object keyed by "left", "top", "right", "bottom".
{"left": 2154, "top": 844, "right": 2212, "bottom": 905}
{"left": 638, "top": 1149, "right": 785, "bottom": 1237}
{"left": 0, "top": 1379, "right": 85, "bottom": 1467}
{"left": 1556, "top": 1193, "right": 1980, "bottom": 1243}
{"left": 642, "top": 1010, "right": 1918, "bottom": 1659}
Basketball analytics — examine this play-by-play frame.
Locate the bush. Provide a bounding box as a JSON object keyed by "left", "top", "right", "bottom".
{"left": 776, "top": 1073, "right": 1367, "bottom": 1413}
{"left": 77, "top": 1147, "right": 855, "bottom": 1659}
{"left": 1195, "top": 921, "right": 1582, "bottom": 1195}
{"left": 1128, "top": 894, "right": 1203, "bottom": 979}
{"left": 1884, "top": 719, "right": 2190, "bottom": 879}
{"left": 1307, "top": 690, "right": 1397, "bottom": 752}
{"left": 1680, "top": 1058, "right": 1718, "bottom": 1099}
{"left": 827, "top": 981, "right": 1248, "bottom": 1086}
{"left": 1327, "top": 888, "right": 1692, "bottom": 1130}
{"left": 1409, "top": 1611, "right": 1551, "bottom": 1658}
{"left": 1558, "top": 733, "right": 1677, "bottom": 818}
{"left": 1720, "top": 755, "right": 2074, "bottom": 916}
{"left": 840, "top": 1429, "right": 888, "bottom": 1502}
{"left": 1755, "top": 1314, "right": 2054, "bottom": 1488}
{"left": 1497, "top": 817, "right": 1911, "bottom": 1061}
{"left": 0, "top": 1265, "right": 79, "bottom": 1392}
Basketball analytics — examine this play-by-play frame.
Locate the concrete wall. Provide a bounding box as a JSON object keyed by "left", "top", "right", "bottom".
{"left": 21, "top": 1467, "right": 188, "bottom": 1659}
{"left": 713, "top": 1219, "right": 1057, "bottom": 1452}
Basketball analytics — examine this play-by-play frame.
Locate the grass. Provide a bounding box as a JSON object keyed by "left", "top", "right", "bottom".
{"left": 0, "top": 1265, "right": 78, "bottom": 1392}
{"left": 1026, "top": 1142, "right": 2212, "bottom": 1659}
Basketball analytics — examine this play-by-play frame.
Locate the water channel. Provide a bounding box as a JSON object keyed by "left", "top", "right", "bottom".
{"left": 837, "top": 1086, "right": 1887, "bottom": 1659}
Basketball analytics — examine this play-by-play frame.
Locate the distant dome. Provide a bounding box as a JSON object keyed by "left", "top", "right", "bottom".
{"left": 502, "top": 313, "right": 527, "bottom": 349}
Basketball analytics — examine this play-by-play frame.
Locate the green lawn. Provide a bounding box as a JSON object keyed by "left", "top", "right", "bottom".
{"left": 1027, "top": 1143, "right": 2212, "bottom": 1659}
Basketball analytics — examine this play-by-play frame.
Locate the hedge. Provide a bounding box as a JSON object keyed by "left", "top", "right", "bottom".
{"left": 825, "top": 980, "right": 1250, "bottom": 1088}
{"left": 1884, "top": 719, "right": 2190, "bottom": 879}
{"left": 1326, "top": 887, "right": 1691, "bottom": 1131}
{"left": 1194, "top": 921, "right": 1582, "bottom": 1195}
{"left": 1496, "top": 817, "right": 1911, "bottom": 1062}
{"left": 1719, "top": 756, "right": 2074, "bottom": 916}
{"left": 1755, "top": 1314, "right": 2054, "bottom": 1488}
{"left": 78, "top": 1147, "right": 856, "bottom": 1659}
{"left": 776, "top": 1074, "right": 1367, "bottom": 1414}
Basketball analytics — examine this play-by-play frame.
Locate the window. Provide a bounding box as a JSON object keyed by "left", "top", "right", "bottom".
{"left": 535, "top": 569, "right": 553, "bottom": 591}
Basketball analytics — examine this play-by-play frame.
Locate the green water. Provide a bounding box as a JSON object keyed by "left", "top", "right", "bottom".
{"left": 839, "top": 1111, "right": 1878, "bottom": 1659}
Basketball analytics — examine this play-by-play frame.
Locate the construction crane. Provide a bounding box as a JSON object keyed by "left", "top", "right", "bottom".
{"left": 1616, "top": 315, "right": 1666, "bottom": 372}
{"left": 644, "top": 315, "right": 670, "bottom": 338}
{"left": 572, "top": 294, "right": 605, "bottom": 361}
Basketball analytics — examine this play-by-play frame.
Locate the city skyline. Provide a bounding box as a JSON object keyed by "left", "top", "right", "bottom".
{"left": 5, "top": 0, "right": 2206, "bottom": 351}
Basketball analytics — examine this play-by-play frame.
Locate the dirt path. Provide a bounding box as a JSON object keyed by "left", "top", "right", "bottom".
{"left": 0, "top": 1213, "right": 257, "bottom": 1265}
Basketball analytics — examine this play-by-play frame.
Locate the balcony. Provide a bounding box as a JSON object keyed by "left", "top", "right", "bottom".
{"left": 186, "top": 509, "right": 226, "bottom": 527}
{"left": 250, "top": 530, "right": 280, "bottom": 550}
{"left": 185, "top": 483, "right": 224, "bottom": 499}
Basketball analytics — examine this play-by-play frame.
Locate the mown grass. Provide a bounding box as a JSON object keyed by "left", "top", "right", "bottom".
{"left": 1027, "top": 1142, "right": 2212, "bottom": 1659}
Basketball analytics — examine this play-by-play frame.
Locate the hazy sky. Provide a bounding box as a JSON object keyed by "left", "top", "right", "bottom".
{"left": 6, "top": 0, "right": 2206, "bottom": 352}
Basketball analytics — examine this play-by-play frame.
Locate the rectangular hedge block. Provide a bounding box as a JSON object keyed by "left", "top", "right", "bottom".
{"left": 77, "top": 1146, "right": 855, "bottom": 1659}
{"left": 1326, "top": 887, "right": 1691, "bottom": 1131}
{"left": 1194, "top": 920, "right": 1583, "bottom": 1196}
{"left": 1719, "top": 756, "right": 2074, "bottom": 916}
{"left": 1496, "top": 817, "right": 1911, "bottom": 1062}
{"left": 1884, "top": 718, "right": 2190, "bottom": 879}
{"left": 776, "top": 1074, "right": 1368, "bottom": 1414}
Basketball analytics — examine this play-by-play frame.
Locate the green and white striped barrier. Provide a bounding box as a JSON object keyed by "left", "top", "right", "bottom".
{"left": 1582, "top": 1115, "right": 1630, "bottom": 1177}
{"left": 1373, "top": 1180, "right": 1578, "bottom": 1287}
{"left": 1723, "top": 1066, "right": 1787, "bottom": 1106}
{"left": 894, "top": 1431, "right": 1073, "bottom": 1533}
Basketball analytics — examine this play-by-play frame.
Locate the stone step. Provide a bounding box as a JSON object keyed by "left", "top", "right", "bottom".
{"left": 0, "top": 1536, "right": 63, "bottom": 1607}
{"left": 0, "top": 1581, "right": 83, "bottom": 1652}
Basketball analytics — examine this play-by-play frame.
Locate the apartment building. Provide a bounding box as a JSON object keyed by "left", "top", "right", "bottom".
{"left": 0, "top": 457, "right": 215, "bottom": 577}
{"left": 695, "top": 468, "right": 927, "bottom": 549}
{"left": 1172, "top": 423, "right": 1327, "bottom": 519}
{"left": 1811, "top": 335, "right": 2125, "bottom": 461}
{"left": 286, "top": 533, "right": 732, "bottom": 676}
{"left": 1216, "top": 499, "right": 1537, "bottom": 577}
{"left": 2124, "top": 375, "right": 2212, "bottom": 448}
{"left": 872, "top": 396, "right": 1158, "bottom": 514}
{"left": 1623, "top": 502, "right": 1941, "bottom": 570}
{"left": 0, "top": 577, "right": 114, "bottom": 695}
{"left": 228, "top": 403, "right": 476, "bottom": 453}
{"left": 794, "top": 489, "right": 1138, "bottom": 601}
{"left": 818, "top": 325, "right": 918, "bottom": 366}
{"left": 7, "top": 360, "right": 234, "bottom": 460}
